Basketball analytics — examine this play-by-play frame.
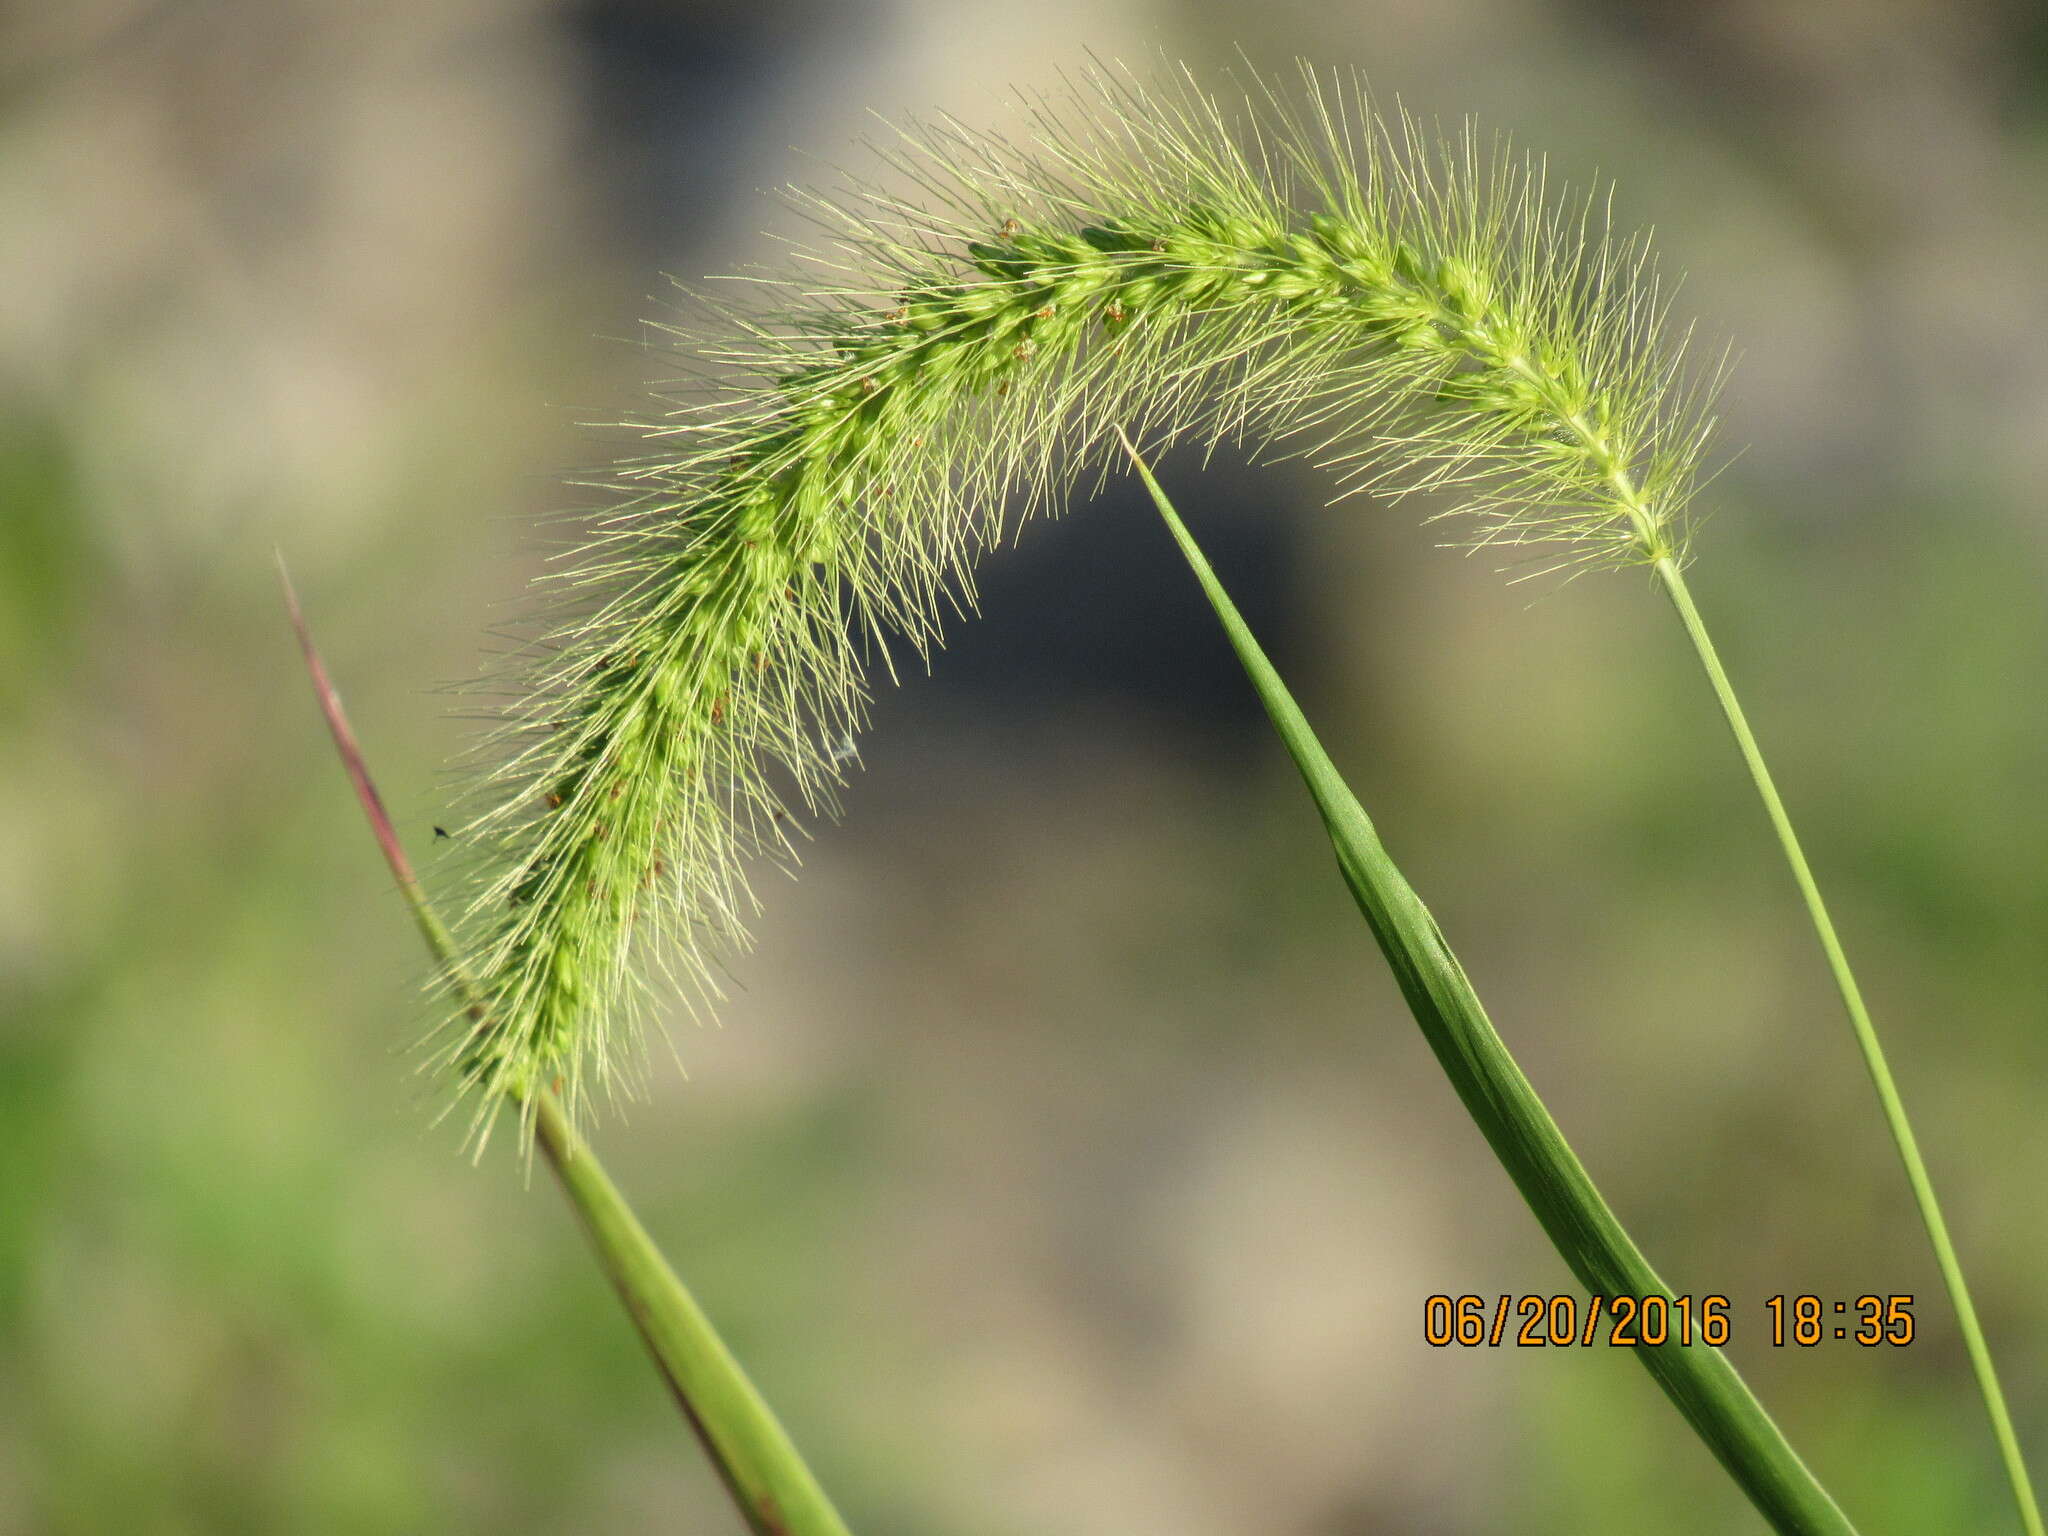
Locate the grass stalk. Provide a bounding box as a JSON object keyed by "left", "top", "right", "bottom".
{"left": 1653, "top": 557, "right": 2042, "bottom": 1536}
{"left": 1118, "top": 432, "right": 1859, "bottom": 1536}
{"left": 527, "top": 1091, "right": 854, "bottom": 1536}
{"left": 281, "top": 562, "right": 852, "bottom": 1536}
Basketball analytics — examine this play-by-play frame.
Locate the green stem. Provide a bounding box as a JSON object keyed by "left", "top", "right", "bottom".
{"left": 528, "top": 1091, "right": 854, "bottom": 1536}
{"left": 1654, "top": 556, "right": 2041, "bottom": 1536}
{"left": 282, "top": 561, "right": 852, "bottom": 1536}
{"left": 1122, "top": 436, "right": 1857, "bottom": 1536}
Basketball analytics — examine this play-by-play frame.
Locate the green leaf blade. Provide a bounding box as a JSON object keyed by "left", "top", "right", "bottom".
{"left": 1117, "top": 430, "right": 1859, "bottom": 1536}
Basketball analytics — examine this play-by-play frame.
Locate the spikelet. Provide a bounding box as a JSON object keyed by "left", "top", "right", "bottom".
{"left": 442, "top": 60, "right": 1721, "bottom": 1138}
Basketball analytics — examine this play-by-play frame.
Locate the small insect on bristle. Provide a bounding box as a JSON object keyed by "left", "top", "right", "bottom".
{"left": 998, "top": 217, "right": 1022, "bottom": 239}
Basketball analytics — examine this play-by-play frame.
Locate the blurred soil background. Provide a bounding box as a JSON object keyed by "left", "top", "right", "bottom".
{"left": 4, "top": 2, "right": 2048, "bottom": 1531}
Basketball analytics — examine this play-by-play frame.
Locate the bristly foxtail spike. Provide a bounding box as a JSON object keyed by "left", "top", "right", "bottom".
{"left": 439, "top": 59, "right": 1718, "bottom": 1139}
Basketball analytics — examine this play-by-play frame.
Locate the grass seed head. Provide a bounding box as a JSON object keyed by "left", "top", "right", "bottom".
{"left": 441, "top": 59, "right": 1721, "bottom": 1140}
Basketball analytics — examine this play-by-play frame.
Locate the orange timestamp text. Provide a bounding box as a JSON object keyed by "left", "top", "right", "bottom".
{"left": 1422, "top": 1293, "right": 1916, "bottom": 1348}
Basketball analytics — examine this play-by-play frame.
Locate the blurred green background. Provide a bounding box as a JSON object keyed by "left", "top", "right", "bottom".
{"left": 4, "top": 2, "right": 2046, "bottom": 1532}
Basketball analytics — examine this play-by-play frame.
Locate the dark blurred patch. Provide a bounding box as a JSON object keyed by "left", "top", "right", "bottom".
{"left": 2012, "top": 4, "right": 2048, "bottom": 120}
{"left": 565, "top": 0, "right": 862, "bottom": 253}
{"left": 911, "top": 450, "right": 1309, "bottom": 750}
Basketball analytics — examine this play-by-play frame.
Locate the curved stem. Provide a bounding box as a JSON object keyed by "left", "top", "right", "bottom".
{"left": 1654, "top": 556, "right": 2041, "bottom": 1536}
